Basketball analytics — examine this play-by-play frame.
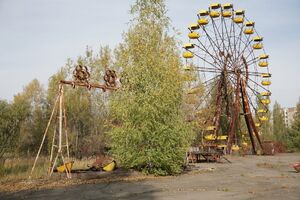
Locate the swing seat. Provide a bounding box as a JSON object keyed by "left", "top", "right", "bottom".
{"left": 56, "top": 161, "right": 74, "bottom": 173}
{"left": 103, "top": 160, "right": 116, "bottom": 172}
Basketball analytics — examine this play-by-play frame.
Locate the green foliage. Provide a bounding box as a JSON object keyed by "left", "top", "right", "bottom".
{"left": 285, "top": 99, "right": 300, "bottom": 151}
{"left": 272, "top": 101, "right": 287, "bottom": 141}
{"left": 0, "top": 100, "right": 26, "bottom": 161}
{"left": 109, "top": 0, "right": 193, "bottom": 175}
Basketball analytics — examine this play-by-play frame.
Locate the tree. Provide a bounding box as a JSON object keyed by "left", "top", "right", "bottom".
{"left": 14, "top": 79, "right": 47, "bottom": 155}
{"left": 286, "top": 99, "right": 300, "bottom": 150}
{"left": 0, "top": 100, "right": 27, "bottom": 163}
{"left": 109, "top": 0, "right": 193, "bottom": 175}
{"left": 272, "top": 101, "right": 286, "bottom": 141}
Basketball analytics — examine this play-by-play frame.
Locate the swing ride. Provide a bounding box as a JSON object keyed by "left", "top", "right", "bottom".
{"left": 30, "top": 66, "right": 117, "bottom": 178}
{"left": 183, "top": 3, "right": 271, "bottom": 156}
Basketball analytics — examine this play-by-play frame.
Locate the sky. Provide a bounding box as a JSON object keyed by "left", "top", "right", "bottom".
{"left": 0, "top": 0, "right": 299, "bottom": 108}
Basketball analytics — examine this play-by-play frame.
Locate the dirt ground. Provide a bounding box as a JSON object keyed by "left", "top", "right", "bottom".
{"left": 0, "top": 153, "right": 299, "bottom": 200}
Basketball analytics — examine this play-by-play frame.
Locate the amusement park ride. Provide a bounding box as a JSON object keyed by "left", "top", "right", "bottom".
{"left": 30, "top": 3, "right": 272, "bottom": 177}
{"left": 30, "top": 66, "right": 117, "bottom": 178}
{"left": 183, "top": 3, "right": 271, "bottom": 158}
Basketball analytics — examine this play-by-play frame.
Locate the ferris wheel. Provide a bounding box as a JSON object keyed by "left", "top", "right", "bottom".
{"left": 182, "top": 3, "right": 271, "bottom": 154}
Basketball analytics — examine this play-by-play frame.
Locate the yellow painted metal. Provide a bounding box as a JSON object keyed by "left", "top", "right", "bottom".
{"left": 189, "top": 23, "right": 200, "bottom": 30}
{"left": 245, "top": 21, "right": 255, "bottom": 26}
{"left": 206, "top": 126, "right": 216, "bottom": 131}
{"left": 261, "top": 73, "right": 271, "bottom": 78}
{"left": 103, "top": 160, "right": 116, "bottom": 172}
{"left": 56, "top": 161, "right": 73, "bottom": 173}
{"left": 259, "top": 116, "right": 269, "bottom": 121}
{"left": 257, "top": 109, "right": 267, "bottom": 113}
{"left": 253, "top": 43, "right": 263, "bottom": 49}
{"left": 222, "top": 3, "right": 233, "bottom": 9}
{"left": 259, "top": 61, "right": 268, "bottom": 67}
{"left": 217, "top": 135, "right": 228, "bottom": 140}
{"left": 198, "top": 10, "right": 209, "bottom": 16}
{"left": 204, "top": 134, "right": 216, "bottom": 140}
{"left": 244, "top": 28, "right": 254, "bottom": 35}
{"left": 188, "top": 31, "right": 200, "bottom": 39}
{"left": 232, "top": 145, "right": 240, "bottom": 151}
{"left": 210, "top": 11, "right": 220, "bottom": 18}
{"left": 233, "top": 17, "right": 244, "bottom": 23}
{"left": 188, "top": 87, "right": 202, "bottom": 94}
{"left": 261, "top": 80, "right": 271, "bottom": 86}
{"left": 183, "top": 43, "right": 195, "bottom": 49}
{"left": 242, "top": 142, "right": 248, "bottom": 146}
{"left": 259, "top": 54, "right": 269, "bottom": 59}
{"left": 235, "top": 10, "right": 245, "bottom": 15}
{"left": 222, "top": 11, "right": 232, "bottom": 17}
{"left": 255, "top": 123, "right": 261, "bottom": 127}
{"left": 183, "top": 51, "right": 194, "bottom": 58}
{"left": 253, "top": 36, "right": 263, "bottom": 42}
{"left": 210, "top": 3, "right": 221, "bottom": 9}
{"left": 260, "top": 91, "right": 271, "bottom": 96}
{"left": 198, "top": 18, "right": 209, "bottom": 25}
{"left": 183, "top": 65, "right": 192, "bottom": 71}
{"left": 261, "top": 98, "right": 271, "bottom": 105}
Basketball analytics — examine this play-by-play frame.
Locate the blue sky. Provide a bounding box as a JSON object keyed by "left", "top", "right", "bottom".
{"left": 0, "top": 0, "right": 299, "bottom": 108}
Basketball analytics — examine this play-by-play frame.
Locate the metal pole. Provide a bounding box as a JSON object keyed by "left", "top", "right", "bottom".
{"left": 58, "top": 85, "right": 63, "bottom": 153}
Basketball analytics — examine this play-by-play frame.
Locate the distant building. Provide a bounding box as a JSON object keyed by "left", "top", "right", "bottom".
{"left": 283, "top": 107, "right": 297, "bottom": 127}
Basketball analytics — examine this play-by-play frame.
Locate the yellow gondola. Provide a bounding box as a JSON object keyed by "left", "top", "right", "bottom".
{"left": 217, "top": 135, "right": 228, "bottom": 140}
{"left": 259, "top": 54, "right": 269, "bottom": 59}
{"left": 253, "top": 43, "right": 263, "bottom": 49}
{"left": 232, "top": 145, "right": 240, "bottom": 151}
{"left": 198, "top": 18, "right": 209, "bottom": 25}
{"left": 262, "top": 80, "right": 271, "bottom": 86}
{"left": 257, "top": 109, "right": 267, "bottom": 113}
{"left": 253, "top": 36, "right": 263, "bottom": 42}
{"left": 206, "top": 126, "right": 216, "bottom": 131}
{"left": 210, "top": 11, "right": 220, "bottom": 18}
{"left": 210, "top": 3, "right": 221, "bottom": 9}
{"left": 245, "top": 21, "right": 255, "bottom": 27}
{"left": 198, "top": 10, "right": 209, "bottom": 16}
{"left": 260, "top": 91, "right": 271, "bottom": 96}
{"left": 204, "top": 134, "right": 216, "bottom": 140}
{"left": 261, "top": 73, "right": 271, "bottom": 78}
{"left": 183, "top": 51, "right": 194, "bottom": 58}
{"left": 244, "top": 28, "right": 254, "bottom": 34}
{"left": 259, "top": 116, "right": 268, "bottom": 121}
{"left": 222, "top": 11, "right": 232, "bottom": 17}
{"left": 222, "top": 3, "right": 233, "bottom": 9}
{"left": 188, "top": 32, "right": 200, "bottom": 39}
{"left": 259, "top": 61, "right": 268, "bottom": 67}
{"left": 189, "top": 23, "right": 200, "bottom": 30}
{"left": 183, "top": 43, "right": 195, "bottom": 49}
{"left": 183, "top": 65, "right": 192, "bottom": 71}
{"left": 235, "top": 10, "right": 245, "bottom": 15}
{"left": 234, "top": 17, "right": 244, "bottom": 23}
{"left": 261, "top": 98, "right": 271, "bottom": 105}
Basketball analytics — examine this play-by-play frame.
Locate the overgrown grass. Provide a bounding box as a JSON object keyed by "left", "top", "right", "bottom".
{"left": 0, "top": 156, "right": 99, "bottom": 181}
{"left": 0, "top": 156, "right": 48, "bottom": 181}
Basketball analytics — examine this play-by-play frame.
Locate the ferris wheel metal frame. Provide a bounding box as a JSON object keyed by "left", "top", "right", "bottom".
{"left": 183, "top": 3, "right": 271, "bottom": 154}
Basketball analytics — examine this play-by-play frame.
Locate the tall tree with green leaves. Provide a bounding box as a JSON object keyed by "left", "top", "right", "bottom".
{"left": 109, "top": 0, "right": 193, "bottom": 175}
{"left": 272, "top": 101, "right": 286, "bottom": 141}
{"left": 286, "top": 99, "right": 300, "bottom": 150}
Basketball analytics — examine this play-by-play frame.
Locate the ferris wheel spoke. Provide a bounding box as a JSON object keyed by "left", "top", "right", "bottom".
{"left": 247, "top": 76, "right": 270, "bottom": 92}
{"left": 246, "top": 84, "right": 270, "bottom": 111}
{"left": 194, "top": 43, "right": 223, "bottom": 66}
{"left": 192, "top": 51, "right": 222, "bottom": 70}
{"left": 201, "top": 27, "right": 225, "bottom": 64}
